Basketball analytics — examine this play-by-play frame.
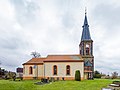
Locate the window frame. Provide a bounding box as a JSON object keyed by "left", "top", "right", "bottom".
{"left": 86, "top": 47, "right": 89, "bottom": 55}
{"left": 53, "top": 65, "right": 57, "bottom": 75}
{"left": 29, "top": 66, "right": 33, "bottom": 74}
{"left": 66, "top": 65, "right": 70, "bottom": 75}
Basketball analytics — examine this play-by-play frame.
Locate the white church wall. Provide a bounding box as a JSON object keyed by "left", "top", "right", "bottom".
{"left": 23, "top": 65, "right": 34, "bottom": 77}
{"left": 44, "top": 62, "right": 84, "bottom": 78}
{"left": 23, "top": 64, "right": 44, "bottom": 79}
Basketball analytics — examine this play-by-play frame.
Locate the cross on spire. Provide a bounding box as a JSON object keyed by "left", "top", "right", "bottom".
{"left": 85, "top": 7, "right": 87, "bottom": 15}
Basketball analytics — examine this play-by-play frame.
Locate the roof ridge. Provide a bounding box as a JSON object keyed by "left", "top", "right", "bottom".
{"left": 47, "top": 54, "right": 81, "bottom": 56}
{"left": 32, "top": 57, "right": 46, "bottom": 59}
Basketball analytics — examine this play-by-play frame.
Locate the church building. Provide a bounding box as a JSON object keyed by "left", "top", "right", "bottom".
{"left": 23, "top": 11, "right": 94, "bottom": 80}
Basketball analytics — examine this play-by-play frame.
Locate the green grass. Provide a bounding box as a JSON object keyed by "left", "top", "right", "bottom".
{"left": 0, "top": 79, "right": 116, "bottom": 90}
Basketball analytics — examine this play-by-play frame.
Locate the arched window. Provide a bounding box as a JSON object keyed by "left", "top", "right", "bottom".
{"left": 66, "top": 65, "right": 70, "bottom": 75}
{"left": 86, "top": 44, "right": 90, "bottom": 55}
{"left": 53, "top": 65, "right": 57, "bottom": 75}
{"left": 86, "top": 47, "right": 89, "bottom": 55}
{"left": 29, "top": 66, "right": 33, "bottom": 74}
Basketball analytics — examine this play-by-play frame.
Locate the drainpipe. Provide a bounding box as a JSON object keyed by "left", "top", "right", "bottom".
{"left": 36, "top": 65, "right": 38, "bottom": 79}
{"left": 44, "top": 63, "right": 45, "bottom": 78}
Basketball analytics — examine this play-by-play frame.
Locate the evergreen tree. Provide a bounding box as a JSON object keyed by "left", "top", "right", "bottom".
{"left": 75, "top": 70, "right": 81, "bottom": 81}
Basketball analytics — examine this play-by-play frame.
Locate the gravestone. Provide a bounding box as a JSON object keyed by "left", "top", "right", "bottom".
{"left": 101, "top": 88, "right": 112, "bottom": 90}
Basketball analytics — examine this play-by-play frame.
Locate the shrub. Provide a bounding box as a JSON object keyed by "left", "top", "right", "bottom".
{"left": 75, "top": 70, "right": 81, "bottom": 81}
{"left": 94, "top": 74, "right": 101, "bottom": 78}
{"left": 94, "top": 70, "right": 101, "bottom": 78}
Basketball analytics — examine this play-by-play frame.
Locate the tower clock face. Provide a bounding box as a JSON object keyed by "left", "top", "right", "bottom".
{"left": 86, "top": 44, "right": 89, "bottom": 48}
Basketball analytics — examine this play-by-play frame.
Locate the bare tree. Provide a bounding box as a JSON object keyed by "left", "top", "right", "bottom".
{"left": 31, "top": 51, "right": 41, "bottom": 58}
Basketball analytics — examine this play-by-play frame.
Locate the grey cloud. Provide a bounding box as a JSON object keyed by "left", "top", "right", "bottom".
{"left": 95, "top": 60, "right": 120, "bottom": 74}
{"left": 0, "top": 27, "right": 30, "bottom": 52}
{"left": 56, "top": 0, "right": 81, "bottom": 11}
{"left": 10, "top": 0, "right": 40, "bottom": 25}
{"left": 2, "top": 38, "right": 30, "bottom": 53}
{"left": 93, "top": 4, "right": 120, "bottom": 30}
{"left": 62, "top": 12, "right": 75, "bottom": 28}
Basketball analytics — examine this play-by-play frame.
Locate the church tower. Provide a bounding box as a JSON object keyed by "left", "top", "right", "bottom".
{"left": 79, "top": 10, "right": 94, "bottom": 79}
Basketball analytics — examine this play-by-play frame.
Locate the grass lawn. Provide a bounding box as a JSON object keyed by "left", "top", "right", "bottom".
{"left": 0, "top": 79, "right": 117, "bottom": 90}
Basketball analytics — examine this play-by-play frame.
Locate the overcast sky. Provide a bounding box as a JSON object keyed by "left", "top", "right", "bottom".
{"left": 0, "top": 0, "right": 120, "bottom": 75}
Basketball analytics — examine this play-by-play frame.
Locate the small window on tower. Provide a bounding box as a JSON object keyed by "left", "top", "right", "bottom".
{"left": 86, "top": 47, "right": 89, "bottom": 55}
{"left": 86, "top": 44, "right": 89, "bottom": 48}
{"left": 86, "top": 44, "right": 89, "bottom": 55}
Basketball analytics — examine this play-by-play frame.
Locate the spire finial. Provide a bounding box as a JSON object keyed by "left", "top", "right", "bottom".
{"left": 85, "top": 7, "right": 87, "bottom": 15}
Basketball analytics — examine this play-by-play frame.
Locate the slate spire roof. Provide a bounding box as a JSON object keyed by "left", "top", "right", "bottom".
{"left": 81, "top": 11, "right": 92, "bottom": 41}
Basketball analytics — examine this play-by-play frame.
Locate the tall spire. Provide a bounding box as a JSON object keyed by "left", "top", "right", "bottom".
{"left": 81, "top": 9, "right": 91, "bottom": 41}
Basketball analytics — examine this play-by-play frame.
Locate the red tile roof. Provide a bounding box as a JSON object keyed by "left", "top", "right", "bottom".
{"left": 23, "top": 54, "right": 83, "bottom": 65}
{"left": 44, "top": 55, "right": 83, "bottom": 62}
{"left": 23, "top": 58, "right": 45, "bottom": 65}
